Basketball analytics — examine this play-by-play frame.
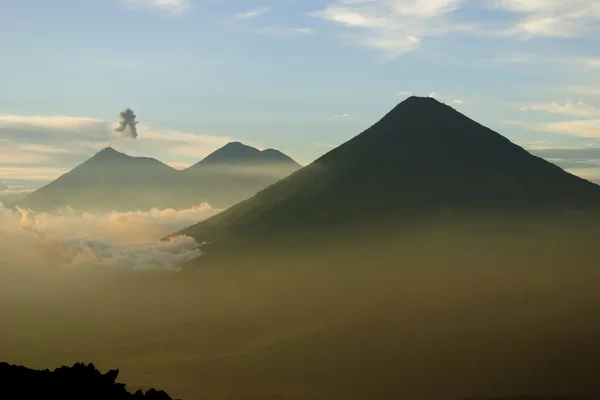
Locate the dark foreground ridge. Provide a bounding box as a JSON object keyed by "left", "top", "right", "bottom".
{"left": 0, "top": 362, "right": 172, "bottom": 400}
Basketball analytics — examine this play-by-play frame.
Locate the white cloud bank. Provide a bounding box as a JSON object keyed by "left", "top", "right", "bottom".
{"left": 0, "top": 203, "right": 220, "bottom": 271}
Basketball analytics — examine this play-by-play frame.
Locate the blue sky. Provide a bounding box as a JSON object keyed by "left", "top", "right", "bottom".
{"left": 1, "top": 0, "right": 600, "bottom": 190}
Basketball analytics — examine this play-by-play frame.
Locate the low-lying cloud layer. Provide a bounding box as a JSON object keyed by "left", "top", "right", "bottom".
{"left": 0, "top": 203, "right": 220, "bottom": 271}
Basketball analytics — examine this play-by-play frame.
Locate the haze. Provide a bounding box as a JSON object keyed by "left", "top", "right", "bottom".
{"left": 1, "top": 1, "right": 600, "bottom": 399}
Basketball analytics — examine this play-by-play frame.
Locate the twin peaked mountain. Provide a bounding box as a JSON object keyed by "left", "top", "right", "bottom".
{"left": 176, "top": 96, "right": 600, "bottom": 246}
{"left": 18, "top": 142, "right": 301, "bottom": 212}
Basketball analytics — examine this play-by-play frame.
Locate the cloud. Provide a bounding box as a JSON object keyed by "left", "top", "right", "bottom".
{"left": 531, "top": 147, "right": 600, "bottom": 161}
{"left": 0, "top": 114, "right": 106, "bottom": 131}
{"left": 537, "top": 120, "right": 600, "bottom": 138}
{"left": 120, "top": 0, "right": 191, "bottom": 13}
{"left": 429, "top": 92, "right": 440, "bottom": 99}
{"left": 332, "top": 113, "right": 350, "bottom": 119}
{"left": 589, "top": 60, "right": 600, "bottom": 68}
{"left": 257, "top": 26, "right": 315, "bottom": 37}
{"left": 521, "top": 101, "right": 599, "bottom": 117}
{"left": 494, "top": 0, "right": 600, "bottom": 37}
{"left": 0, "top": 189, "right": 33, "bottom": 208}
{"left": 310, "top": 0, "right": 463, "bottom": 56}
{"left": 0, "top": 203, "right": 220, "bottom": 271}
{"left": 309, "top": 0, "right": 600, "bottom": 56}
{"left": 563, "top": 86, "right": 600, "bottom": 96}
{"left": 234, "top": 8, "right": 270, "bottom": 20}
{"left": 519, "top": 140, "right": 554, "bottom": 150}
{"left": 0, "top": 167, "right": 71, "bottom": 181}
{"left": 519, "top": 143, "right": 600, "bottom": 176}
{"left": 452, "top": 99, "right": 465, "bottom": 105}
{"left": 395, "top": 91, "right": 412, "bottom": 97}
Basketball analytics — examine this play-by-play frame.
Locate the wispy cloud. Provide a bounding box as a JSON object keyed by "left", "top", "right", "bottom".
{"left": 494, "top": 0, "right": 600, "bottom": 37}
{"left": 310, "top": 0, "right": 464, "bottom": 56}
{"left": 452, "top": 99, "right": 465, "bottom": 105}
{"left": 331, "top": 113, "right": 350, "bottom": 119}
{"left": 521, "top": 101, "right": 599, "bottom": 117}
{"left": 257, "top": 26, "right": 315, "bottom": 38}
{"left": 309, "top": 0, "right": 600, "bottom": 56}
{"left": 563, "top": 86, "right": 600, "bottom": 96}
{"left": 234, "top": 8, "right": 270, "bottom": 20}
{"left": 0, "top": 114, "right": 107, "bottom": 131}
{"left": 394, "top": 91, "right": 413, "bottom": 97}
{"left": 120, "top": 0, "right": 191, "bottom": 13}
{"left": 0, "top": 167, "right": 71, "bottom": 181}
{"left": 537, "top": 120, "right": 600, "bottom": 138}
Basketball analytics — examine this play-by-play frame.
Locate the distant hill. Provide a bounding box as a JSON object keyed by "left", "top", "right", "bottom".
{"left": 179, "top": 142, "right": 301, "bottom": 208}
{"left": 175, "top": 96, "right": 600, "bottom": 247}
{"left": 18, "top": 143, "right": 301, "bottom": 213}
{"left": 191, "top": 141, "right": 298, "bottom": 167}
{"left": 0, "top": 362, "right": 172, "bottom": 399}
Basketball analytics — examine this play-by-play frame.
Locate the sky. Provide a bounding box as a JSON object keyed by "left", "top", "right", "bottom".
{"left": 1, "top": 0, "right": 600, "bottom": 191}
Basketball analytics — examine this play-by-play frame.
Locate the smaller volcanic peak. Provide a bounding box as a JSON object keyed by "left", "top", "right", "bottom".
{"left": 193, "top": 142, "right": 301, "bottom": 168}
{"left": 199, "top": 142, "right": 262, "bottom": 166}
{"left": 260, "top": 148, "right": 298, "bottom": 164}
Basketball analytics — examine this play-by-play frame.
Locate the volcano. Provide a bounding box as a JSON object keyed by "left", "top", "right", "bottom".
{"left": 175, "top": 96, "right": 600, "bottom": 246}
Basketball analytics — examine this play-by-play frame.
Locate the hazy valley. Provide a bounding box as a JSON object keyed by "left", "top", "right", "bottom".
{"left": 2, "top": 97, "right": 600, "bottom": 399}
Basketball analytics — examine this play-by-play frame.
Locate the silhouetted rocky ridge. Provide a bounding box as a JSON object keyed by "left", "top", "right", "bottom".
{"left": 0, "top": 362, "right": 173, "bottom": 399}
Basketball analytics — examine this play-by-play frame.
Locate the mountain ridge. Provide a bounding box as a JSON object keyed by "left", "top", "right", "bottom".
{"left": 18, "top": 142, "right": 301, "bottom": 212}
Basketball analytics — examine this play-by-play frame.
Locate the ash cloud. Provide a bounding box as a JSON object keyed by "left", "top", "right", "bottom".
{"left": 114, "top": 108, "right": 139, "bottom": 140}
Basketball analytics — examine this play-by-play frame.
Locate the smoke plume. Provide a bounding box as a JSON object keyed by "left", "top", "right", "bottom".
{"left": 114, "top": 108, "right": 138, "bottom": 140}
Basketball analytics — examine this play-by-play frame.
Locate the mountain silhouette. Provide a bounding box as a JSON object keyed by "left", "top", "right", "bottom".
{"left": 0, "top": 362, "right": 172, "bottom": 399}
{"left": 18, "top": 143, "right": 300, "bottom": 212}
{"left": 175, "top": 96, "right": 600, "bottom": 246}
